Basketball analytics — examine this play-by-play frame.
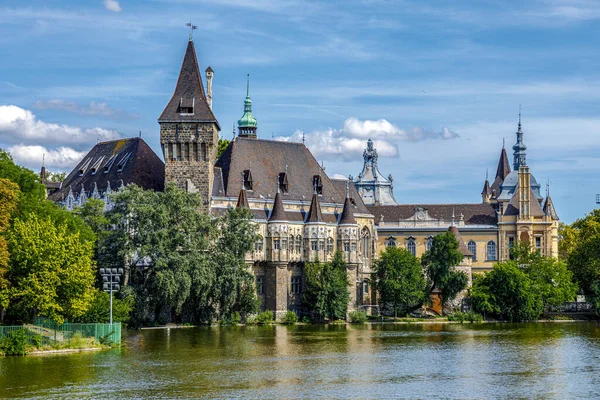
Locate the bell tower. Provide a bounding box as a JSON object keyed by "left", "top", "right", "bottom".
{"left": 158, "top": 37, "right": 220, "bottom": 209}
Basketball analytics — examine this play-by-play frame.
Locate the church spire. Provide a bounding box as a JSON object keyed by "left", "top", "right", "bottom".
{"left": 513, "top": 106, "right": 527, "bottom": 170}
{"left": 237, "top": 74, "right": 258, "bottom": 138}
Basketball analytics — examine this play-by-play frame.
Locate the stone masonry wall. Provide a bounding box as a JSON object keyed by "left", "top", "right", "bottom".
{"left": 160, "top": 122, "right": 218, "bottom": 209}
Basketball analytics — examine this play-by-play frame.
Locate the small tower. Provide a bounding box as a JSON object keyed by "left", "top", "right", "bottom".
{"left": 354, "top": 139, "right": 398, "bottom": 206}
{"left": 237, "top": 74, "right": 258, "bottom": 138}
{"left": 158, "top": 37, "right": 220, "bottom": 209}
{"left": 481, "top": 170, "right": 492, "bottom": 204}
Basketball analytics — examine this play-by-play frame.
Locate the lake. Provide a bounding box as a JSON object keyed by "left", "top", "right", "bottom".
{"left": 2, "top": 322, "right": 600, "bottom": 399}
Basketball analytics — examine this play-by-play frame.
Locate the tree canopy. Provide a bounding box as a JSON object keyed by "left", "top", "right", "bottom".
{"left": 421, "top": 231, "right": 468, "bottom": 306}
{"left": 374, "top": 246, "right": 427, "bottom": 317}
{"left": 303, "top": 251, "right": 350, "bottom": 322}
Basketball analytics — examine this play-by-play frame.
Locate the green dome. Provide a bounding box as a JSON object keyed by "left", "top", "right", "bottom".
{"left": 237, "top": 75, "right": 257, "bottom": 128}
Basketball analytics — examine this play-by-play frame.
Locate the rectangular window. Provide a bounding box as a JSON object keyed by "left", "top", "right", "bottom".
{"left": 201, "top": 143, "right": 207, "bottom": 161}
{"left": 177, "top": 143, "right": 183, "bottom": 161}
{"left": 256, "top": 276, "right": 264, "bottom": 295}
{"left": 327, "top": 240, "right": 334, "bottom": 254}
{"left": 343, "top": 242, "right": 350, "bottom": 252}
{"left": 350, "top": 243, "right": 357, "bottom": 252}
{"left": 318, "top": 240, "right": 325, "bottom": 251}
{"left": 281, "top": 239, "right": 287, "bottom": 250}
{"left": 295, "top": 237, "right": 302, "bottom": 253}
{"left": 273, "top": 238, "right": 280, "bottom": 250}
{"left": 254, "top": 239, "right": 263, "bottom": 252}
{"left": 291, "top": 276, "right": 301, "bottom": 294}
{"left": 170, "top": 143, "right": 176, "bottom": 161}
{"left": 311, "top": 240, "right": 318, "bottom": 251}
{"left": 193, "top": 142, "right": 198, "bottom": 161}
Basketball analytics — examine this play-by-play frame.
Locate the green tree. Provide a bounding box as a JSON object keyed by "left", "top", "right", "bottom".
{"left": 511, "top": 242, "right": 577, "bottom": 311}
{"left": 101, "top": 184, "right": 258, "bottom": 326}
{"left": 0, "top": 178, "right": 20, "bottom": 319}
{"left": 217, "top": 138, "right": 230, "bottom": 159}
{"left": 374, "top": 246, "right": 427, "bottom": 317}
{"left": 76, "top": 290, "right": 134, "bottom": 324}
{"left": 563, "top": 210, "right": 600, "bottom": 307}
{"left": 303, "top": 251, "right": 350, "bottom": 322}
{"left": 470, "top": 262, "right": 543, "bottom": 321}
{"left": 46, "top": 171, "right": 67, "bottom": 182}
{"left": 422, "top": 232, "right": 468, "bottom": 306}
{"left": 7, "top": 214, "right": 96, "bottom": 324}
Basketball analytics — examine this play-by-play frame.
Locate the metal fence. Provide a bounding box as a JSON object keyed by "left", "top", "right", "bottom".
{"left": 0, "top": 320, "right": 121, "bottom": 345}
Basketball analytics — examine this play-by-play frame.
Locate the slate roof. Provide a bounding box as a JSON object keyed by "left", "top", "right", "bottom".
{"left": 48, "top": 137, "right": 164, "bottom": 202}
{"left": 491, "top": 147, "right": 511, "bottom": 196}
{"left": 543, "top": 195, "right": 559, "bottom": 220}
{"left": 305, "top": 192, "right": 324, "bottom": 223}
{"left": 368, "top": 203, "right": 498, "bottom": 226}
{"left": 331, "top": 179, "right": 370, "bottom": 215}
{"left": 269, "top": 191, "right": 288, "bottom": 221}
{"left": 236, "top": 188, "right": 249, "bottom": 208}
{"left": 339, "top": 197, "right": 357, "bottom": 225}
{"left": 158, "top": 40, "right": 220, "bottom": 128}
{"left": 448, "top": 226, "right": 473, "bottom": 257}
{"left": 214, "top": 138, "right": 346, "bottom": 204}
{"left": 504, "top": 188, "right": 545, "bottom": 217}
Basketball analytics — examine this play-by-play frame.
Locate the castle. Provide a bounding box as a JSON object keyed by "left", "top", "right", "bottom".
{"left": 45, "top": 37, "right": 559, "bottom": 317}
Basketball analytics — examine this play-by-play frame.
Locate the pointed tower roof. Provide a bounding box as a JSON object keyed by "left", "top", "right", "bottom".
{"left": 305, "top": 184, "right": 324, "bottom": 223}
{"left": 490, "top": 145, "right": 511, "bottom": 196}
{"left": 448, "top": 225, "right": 473, "bottom": 257}
{"left": 269, "top": 191, "right": 288, "bottom": 222}
{"left": 481, "top": 178, "right": 491, "bottom": 196}
{"left": 237, "top": 74, "right": 258, "bottom": 138}
{"left": 159, "top": 40, "right": 220, "bottom": 128}
{"left": 543, "top": 195, "right": 559, "bottom": 220}
{"left": 512, "top": 108, "right": 527, "bottom": 170}
{"left": 339, "top": 181, "right": 357, "bottom": 225}
{"left": 236, "top": 187, "right": 249, "bottom": 209}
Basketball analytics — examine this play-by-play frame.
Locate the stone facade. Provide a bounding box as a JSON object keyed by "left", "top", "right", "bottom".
{"left": 159, "top": 122, "right": 218, "bottom": 208}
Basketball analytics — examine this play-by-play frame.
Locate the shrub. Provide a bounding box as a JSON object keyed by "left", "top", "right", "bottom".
{"left": 255, "top": 310, "right": 274, "bottom": 325}
{"left": 448, "top": 311, "right": 483, "bottom": 323}
{"left": 349, "top": 311, "right": 367, "bottom": 324}
{"left": 220, "top": 311, "right": 242, "bottom": 326}
{"left": 301, "top": 316, "right": 311, "bottom": 324}
{"left": 281, "top": 311, "right": 298, "bottom": 325}
{"left": 245, "top": 314, "right": 257, "bottom": 325}
{"left": 0, "top": 329, "right": 30, "bottom": 356}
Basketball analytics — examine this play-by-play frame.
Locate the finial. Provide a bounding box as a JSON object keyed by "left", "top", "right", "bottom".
{"left": 313, "top": 178, "right": 318, "bottom": 195}
{"left": 186, "top": 21, "right": 198, "bottom": 41}
{"left": 232, "top": 123, "right": 236, "bottom": 139}
{"left": 241, "top": 171, "right": 245, "bottom": 191}
{"left": 246, "top": 74, "right": 250, "bottom": 97}
{"left": 345, "top": 179, "right": 350, "bottom": 198}
{"left": 518, "top": 104, "right": 522, "bottom": 129}
{"left": 486, "top": 168, "right": 488, "bottom": 181}
{"left": 503, "top": 137, "right": 505, "bottom": 148}
{"left": 276, "top": 174, "right": 280, "bottom": 194}
{"left": 139, "top": 130, "right": 142, "bottom": 138}
{"left": 321, "top": 161, "right": 325, "bottom": 173}
{"left": 42, "top": 153, "right": 45, "bottom": 168}
{"left": 302, "top": 131, "right": 305, "bottom": 144}
{"left": 546, "top": 177, "right": 550, "bottom": 197}
{"left": 451, "top": 207, "right": 455, "bottom": 226}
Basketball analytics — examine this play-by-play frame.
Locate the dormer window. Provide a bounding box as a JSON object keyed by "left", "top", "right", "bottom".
{"left": 116, "top": 153, "right": 131, "bottom": 173}
{"left": 178, "top": 98, "right": 195, "bottom": 115}
{"left": 278, "top": 172, "right": 289, "bottom": 193}
{"left": 243, "top": 169, "right": 253, "bottom": 190}
{"left": 90, "top": 157, "right": 104, "bottom": 175}
{"left": 312, "top": 175, "right": 323, "bottom": 195}
{"left": 104, "top": 155, "right": 116, "bottom": 173}
{"left": 78, "top": 158, "right": 93, "bottom": 176}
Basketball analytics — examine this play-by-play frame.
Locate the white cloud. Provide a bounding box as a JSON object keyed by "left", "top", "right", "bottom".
{"left": 7, "top": 145, "right": 86, "bottom": 171}
{"left": 0, "top": 105, "right": 121, "bottom": 148}
{"left": 330, "top": 173, "right": 349, "bottom": 180}
{"left": 33, "top": 99, "right": 139, "bottom": 120}
{"left": 276, "top": 117, "right": 458, "bottom": 161}
{"left": 104, "top": 0, "right": 122, "bottom": 12}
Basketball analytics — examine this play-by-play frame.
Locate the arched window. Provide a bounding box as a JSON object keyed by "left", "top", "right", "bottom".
{"left": 426, "top": 236, "right": 433, "bottom": 252}
{"left": 468, "top": 240, "right": 477, "bottom": 260}
{"left": 407, "top": 239, "right": 416, "bottom": 256}
{"left": 327, "top": 237, "right": 334, "bottom": 254}
{"left": 361, "top": 227, "right": 371, "bottom": 258}
{"left": 386, "top": 238, "right": 397, "bottom": 248}
{"left": 486, "top": 241, "right": 497, "bottom": 261}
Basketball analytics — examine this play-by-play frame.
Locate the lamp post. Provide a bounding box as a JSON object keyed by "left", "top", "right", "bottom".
{"left": 99, "top": 268, "right": 123, "bottom": 325}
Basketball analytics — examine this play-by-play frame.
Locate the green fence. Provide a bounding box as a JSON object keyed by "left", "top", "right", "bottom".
{"left": 0, "top": 320, "right": 121, "bottom": 346}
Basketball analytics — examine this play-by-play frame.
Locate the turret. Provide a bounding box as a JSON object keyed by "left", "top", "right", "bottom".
{"left": 237, "top": 74, "right": 258, "bottom": 138}
{"left": 513, "top": 109, "right": 527, "bottom": 170}
{"left": 205, "top": 66, "right": 214, "bottom": 110}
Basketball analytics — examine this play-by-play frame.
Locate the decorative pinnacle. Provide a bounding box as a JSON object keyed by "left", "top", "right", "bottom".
{"left": 277, "top": 174, "right": 280, "bottom": 194}
{"left": 345, "top": 179, "right": 350, "bottom": 198}
{"left": 42, "top": 153, "right": 45, "bottom": 168}
{"left": 246, "top": 74, "right": 250, "bottom": 97}
{"left": 186, "top": 22, "right": 198, "bottom": 41}
{"left": 241, "top": 171, "right": 245, "bottom": 191}
{"left": 486, "top": 168, "right": 489, "bottom": 181}
{"left": 518, "top": 104, "right": 522, "bottom": 130}
{"left": 313, "top": 178, "right": 318, "bottom": 195}
{"left": 451, "top": 207, "right": 455, "bottom": 226}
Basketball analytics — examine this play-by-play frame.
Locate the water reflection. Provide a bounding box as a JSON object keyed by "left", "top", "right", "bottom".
{"left": 2, "top": 322, "right": 600, "bottom": 398}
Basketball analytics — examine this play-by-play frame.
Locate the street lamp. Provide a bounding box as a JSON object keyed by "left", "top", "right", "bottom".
{"left": 99, "top": 268, "right": 123, "bottom": 325}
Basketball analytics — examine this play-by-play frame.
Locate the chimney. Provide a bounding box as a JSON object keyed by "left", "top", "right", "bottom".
{"left": 205, "top": 66, "right": 214, "bottom": 110}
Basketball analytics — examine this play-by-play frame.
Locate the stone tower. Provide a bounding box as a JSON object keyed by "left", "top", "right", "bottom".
{"left": 159, "top": 39, "right": 220, "bottom": 208}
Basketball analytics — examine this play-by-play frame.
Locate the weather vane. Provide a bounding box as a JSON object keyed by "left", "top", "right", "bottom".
{"left": 186, "top": 21, "right": 198, "bottom": 41}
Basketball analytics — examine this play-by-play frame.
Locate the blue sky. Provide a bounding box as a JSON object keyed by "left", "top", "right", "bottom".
{"left": 1, "top": 0, "right": 599, "bottom": 222}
